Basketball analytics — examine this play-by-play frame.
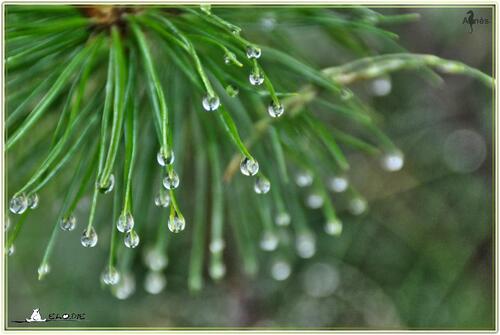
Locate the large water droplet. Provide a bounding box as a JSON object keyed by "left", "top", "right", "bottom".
{"left": 209, "top": 239, "right": 225, "bottom": 254}
{"left": 260, "top": 232, "right": 279, "bottom": 251}
{"left": 27, "top": 193, "right": 39, "bottom": 209}
{"left": 303, "top": 263, "right": 340, "bottom": 298}
{"left": 81, "top": 227, "right": 98, "bottom": 247}
{"left": 101, "top": 266, "right": 120, "bottom": 286}
{"left": 275, "top": 212, "right": 291, "bottom": 226}
{"left": 37, "top": 263, "right": 50, "bottom": 278}
{"left": 144, "top": 271, "right": 166, "bottom": 294}
{"left": 154, "top": 189, "right": 170, "bottom": 208}
{"left": 209, "top": 262, "right": 226, "bottom": 280}
{"left": 7, "top": 245, "right": 14, "bottom": 256}
{"left": 97, "top": 174, "right": 115, "bottom": 194}
{"left": 443, "top": 129, "right": 486, "bottom": 173}
{"left": 296, "top": 233, "right": 316, "bottom": 259}
{"left": 371, "top": 76, "right": 392, "bottom": 96}
{"left": 60, "top": 215, "right": 76, "bottom": 231}
{"left": 246, "top": 45, "right": 262, "bottom": 59}
{"left": 240, "top": 157, "right": 259, "bottom": 176}
{"left": 9, "top": 194, "right": 28, "bottom": 214}
{"left": 163, "top": 171, "right": 180, "bottom": 190}
{"left": 143, "top": 247, "right": 168, "bottom": 271}
{"left": 124, "top": 230, "right": 140, "bottom": 248}
{"left": 381, "top": 150, "right": 404, "bottom": 172}
{"left": 268, "top": 102, "right": 284, "bottom": 118}
{"left": 113, "top": 273, "right": 136, "bottom": 300}
{"left": 249, "top": 72, "right": 264, "bottom": 86}
{"left": 117, "top": 212, "right": 134, "bottom": 233}
{"left": 348, "top": 197, "right": 367, "bottom": 215}
{"left": 202, "top": 95, "right": 220, "bottom": 112}
{"left": 324, "top": 219, "right": 342, "bottom": 236}
{"left": 295, "top": 171, "right": 313, "bottom": 187}
{"left": 306, "top": 193, "right": 324, "bottom": 209}
{"left": 328, "top": 175, "right": 349, "bottom": 193}
{"left": 168, "top": 215, "right": 185, "bottom": 233}
{"left": 157, "top": 148, "right": 175, "bottom": 166}
{"left": 254, "top": 176, "right": 271, "bottom": 194}
{"left": 271, "top": 260, "right": 291, "bottom": 281}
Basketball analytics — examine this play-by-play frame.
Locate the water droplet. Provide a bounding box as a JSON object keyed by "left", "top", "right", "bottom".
{"left": 37, "top": 263, "right": 50, "bottom": 278}
{"left": 202, "top": 95, "right": 220, "bottom": 112}
{"left": 254, "top": 176, "right": 271, "bottom": 194}
{"left": 340, "top": 88, "right": 353, "bottom": 100}
{"left": 225, "top": 85, "right": 239, "bottom": 97}
{"left": 154, "top": 189, "right": 170, "bottom": 208}
{"left": 9, "top": 194, "right": 28, "bottom": 214}
{"left": 209, "top": 239, "right": 225, "bottom": 254}
{"left": 81, "top": 227, "right": 98, "bottom": 247}
{"left": 260, "top": 15, "right": 277, "bottom": 31}
{"left": 328, "top": 175, "right": 349, "bottom": 193}
{"left": 7, "top": 245, "right": 15, "bottom": 256}
{"left": 97, "top": 174, "right": 115, "bottom": 194}
{"left": 249, "top": 72, "right": 264, "bottom": 86}
{"left": 246, "top": 45, "right": 262, "bottom": 59}
{"left": 157, "top": 148, "right": 175, "bottom": 166}
{"left": 163, "top": 171, "right": 180, "bottom": 190}
{"left": 324, "top": 219, "right": 342, "bottom": 236}
{"left": 260, "top": 232, "right": 279, "bottom": 251}
{"left": 371, "top": 77, "right": 392, "bottom": 96}
{"left": 271, "top": 260, "right": 291, "bottom": 281}
{"left": 296, "top": 233, "right": 316, "bottom": 259}
{"left": 27, "top": 193, "right": 39, "bottom": 209}
{"left": 223, "top": 54, "right": 231, "bottom": 64}
{"left": 381, "top": 150, "right": 404, "bottom": 171}
{"left": 443, "top": 129, "right": 486, "bottom": 173}
{"left": 144, "top": 271, "right": 166, "bottom": 294}
{"left": 143, "top": 247, "right": 168, "bottom": 271}
{"left": 124, "top": 230, "right": 140, "bottom": 248}
{"left": 268, "top": 102, "right": 284, "bottom": 118}
{"left": 60, "top": 215, "right": 76, "bottom": 231}
{"left": 168, "top": 214, "right": 185, "bottom": 233}
{"left": 275, "top": 212, "right": 291, "bottom": 226}
{"left": 349, "top": 197, "right": 367, "bottom": 215}
{"left": 303, "top": 263, "right": 339, "bottom": 298}
{"left": 306, "top": 193, "right": 324, "bottom": 209}
{"left": 101, "top": 266, "right": 120, "bottom": 286}
{"left": 117, "top": 212, "right": 134, "bottom": 233}
{"left": 295, "top": 171, "right": 313, "bottom": 187}
{"left": 240, "top": 157, "right": 259, "bottom": 176}
{"left": 209, "top": 262, "right": 226, "bottom": 280}
{"left": 113, "top": 273, "right": 136, "bottom": 300}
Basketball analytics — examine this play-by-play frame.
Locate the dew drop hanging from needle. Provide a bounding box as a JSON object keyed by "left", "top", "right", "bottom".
{"left": 81, "top": 227, "right": 98, "bottom": 247}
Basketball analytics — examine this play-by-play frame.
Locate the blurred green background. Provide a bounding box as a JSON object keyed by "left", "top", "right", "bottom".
{"left": 7, "top": 6, "right": 494, "bottom": 329}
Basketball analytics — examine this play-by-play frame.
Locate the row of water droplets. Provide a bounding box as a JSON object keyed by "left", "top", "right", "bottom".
{"left": 157, "top": 148, "right": 185, "bottom": 234}
{"left": 7, "top": 193, "right": 39, "bottom": 257}
{"left": 99, "top": 147, "right": 177, "bottom": 288}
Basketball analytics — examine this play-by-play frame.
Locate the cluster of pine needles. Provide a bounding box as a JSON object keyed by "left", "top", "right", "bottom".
{"left": 5, "top": 5, "right": 493, "bottom": 298}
